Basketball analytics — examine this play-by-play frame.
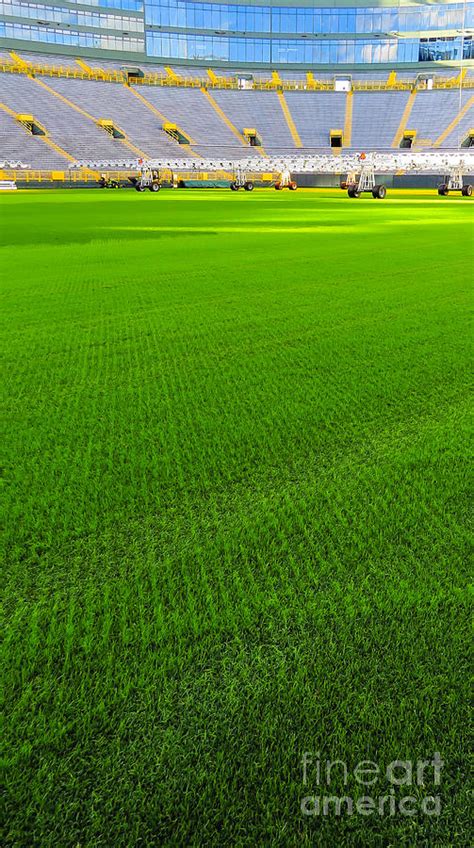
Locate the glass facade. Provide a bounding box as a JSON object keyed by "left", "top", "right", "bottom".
{"left": 0, "top": 1, "right": 144, "bottom": 30}
{"left": 145, "top": 32, "right": 419, "bottom": 63}
{"left": 0, "top": 0, "right": 473, "bottom": 64}
{"left": 1, "top": 21, "right": 144, "bottom": 48}
{"left": 144, "top": 1, "right": 474, "bottom": 64}
{"left": 420, "top": 35, "right": 474, "bottom": 61}
{"left": 145, "top": 31, "right": 474, "bottom": 63}
{"left": 145, "top": 1, "right": 472, "bottom": 34}
{"left": 97, "top": 0, "right": 143, "bottom": 9}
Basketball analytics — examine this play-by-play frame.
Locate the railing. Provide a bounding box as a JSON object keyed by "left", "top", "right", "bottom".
{"left": 351, "top": 80, "right": 412, "bottom": 91}
{"left": 0, "top": 167, "right": 280, "bottom": 182}
{"left": 0, "top": 168, "right": 102, "bottom": 181}
{"left": 1, "top": 58, "right": 471, "bottom": 91}
{"left": 0, "top": 60, "right": 126, "bottom": 82}
{"left": 134, "top": 74, "right": 202, "bottom": 88}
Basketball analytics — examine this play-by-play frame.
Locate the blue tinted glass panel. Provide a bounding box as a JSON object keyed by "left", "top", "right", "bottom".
{"left": 141, "top": 2, "right": 470, "bottom": 35}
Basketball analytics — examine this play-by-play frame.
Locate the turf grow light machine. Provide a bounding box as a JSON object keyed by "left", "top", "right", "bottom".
{"left": 437, "top": 167, "right": 473, "bottom": 196}
{"left": 72, "top": 151, "right": 474, "bottom": 199}
{"left": 229, "top": 165, "right": 254, "bottom": 191}
{"left": 228, "top": 165, "right": 297, "bottom": 191}
{"left": 274, "top": 168, "right": 297, "bottom": 191}
{"left": 343, "top": 155, "right": 387, "bottom": 198}
{"left": 132, "top": 163, "right": 162, "bottom": 192}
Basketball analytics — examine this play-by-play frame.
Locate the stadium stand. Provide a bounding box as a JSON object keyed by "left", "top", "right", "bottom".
{"left": 409, "top": 89, "right": 474, "bottom": 147}
{"left": 130, "top": 86, "right": 251, "bottom": 157}
{"left": 211, "top": 90, "right": 296, "bottom": 152}
{"left": 285, "top": 91, "right": 347, "bottom": 148}
{"left": 0, "top": 104, "right": 66, "bottom": 167}
{"left": 0, "top": 73, "right": 132, "bottom": 162}
{"left": 44, "top": 78, "right": 192, "bottom": 158}
{"left": 351, "top": 91, "right": 412, "bottom": 148}
{"left": 0, "top": 59, "right": 472, "bottom": 169}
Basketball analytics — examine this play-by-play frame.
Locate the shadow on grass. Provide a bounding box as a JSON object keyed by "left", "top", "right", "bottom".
{"left": 1, "top": 228, "right": 219, "bottom": 248}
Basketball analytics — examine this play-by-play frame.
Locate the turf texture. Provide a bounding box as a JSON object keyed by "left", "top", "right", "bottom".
{"left": 2, "top": 188, "right": 472, "bottom": 847}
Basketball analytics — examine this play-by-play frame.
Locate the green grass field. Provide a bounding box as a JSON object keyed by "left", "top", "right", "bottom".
{"left": 2, "top": 188, "right": 472, "bottom": 847}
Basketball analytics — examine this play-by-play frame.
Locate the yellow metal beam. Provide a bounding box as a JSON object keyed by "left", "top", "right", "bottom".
{"left": 343, "top": 91, "right": 353, "bottom": 147}
{"left": 387, "top": 71, "right": 397, "bottom": 88}
{"left": 391, "top": 89, "right": 417, "bottom": 147}
{"left": 271, "top": 70, "right": 281, "bottom": 86}
{"left": 75, "top": 58, "right": 94, "bottom": 73}
{"left": 276, "top": 90, "right": 302, "bottom": 148}
{"left": 165, "top": 66, "right": 181, "bottom": 81}
{"left": 9, "top": 51, "right": 28, "bottom": 67}
{"left": 200, "top": 88, "right": 247, "bottom": 145}
{"left": 433, "top": 95, "right": 474, "bottom": 147}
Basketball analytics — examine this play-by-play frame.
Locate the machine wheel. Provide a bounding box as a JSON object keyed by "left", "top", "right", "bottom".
{"left": 348, "top": 187, "right": 360, "bottom": 198}
{"left": 462, "top": 184, "right": 473, "bottom": 196}
{"left": 149, "top": 182, "right": 161, "bottom": 192}
{"left": 289, "top": 181, "right": 297, "bottom": 191}
{"left": 274, "top": 182, "right": 282, "bottom": 190}
{"left": 136, "top": 185, "right": 145, "bottom": 192}
{"left": 438, "top": 184, "right": 447, "bottom": 196}
{"left": 376, "top": 184, "right": 387, "bottom": 199}
{"left": 244, "top": 181, "right": 254, "bottom": 192}
{"left": 230, "top": 181, "right": 239, "bottom": 191}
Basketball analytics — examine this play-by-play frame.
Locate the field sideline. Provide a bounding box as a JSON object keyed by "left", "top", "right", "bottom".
{"left": 2, "top": 188, "right": 472, "bottom": 847}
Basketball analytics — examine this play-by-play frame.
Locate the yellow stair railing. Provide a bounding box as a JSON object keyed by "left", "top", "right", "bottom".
{"left": 0, "top": 57, "right": 472, "bottom": 93}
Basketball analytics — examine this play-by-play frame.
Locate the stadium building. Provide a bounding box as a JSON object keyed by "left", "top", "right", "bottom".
{"left": 0, "top": 0, "right": 473, "bottom": 68}
{"left": 0, "top": 0, "right": 473, "bottom": 182}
